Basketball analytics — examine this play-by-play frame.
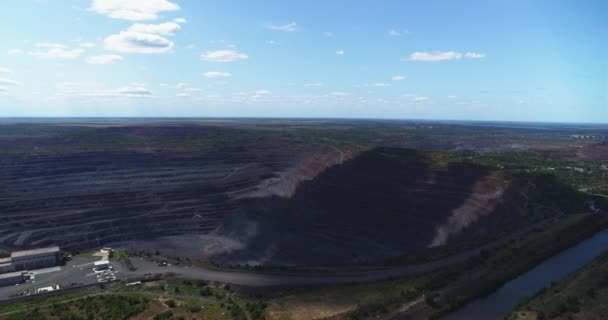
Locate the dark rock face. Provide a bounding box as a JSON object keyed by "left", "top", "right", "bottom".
{"left": 0, "top": 124, "right": 529, "bottom": 266}
{"left": 217, "top": 148, "right": 527, "bottom": 265}
{"left": 0, "top": 150, "right": 295, "bottom": 249}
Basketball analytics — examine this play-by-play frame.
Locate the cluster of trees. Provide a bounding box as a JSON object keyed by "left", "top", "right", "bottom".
{"left": 9, "top": 295, "right": 150, "bottom": 320}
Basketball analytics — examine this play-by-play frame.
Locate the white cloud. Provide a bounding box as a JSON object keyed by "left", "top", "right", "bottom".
{"left": 176, "top": 93, "right": 190, "bottom": 97}
{"left": 173, "top": 17, "right": 187, "bottom": 23}
{"left": 86, "top": 54, "right": 123, "bottom": 64}
{"left": 176, "top": 82, "right": 188, "bottom": 89}
{"left": 403, "top": 51, "right": 486, "bottom": 62}
{"left": 29, "top": 48, "right": 85, "bottom": 59}
{"left": 7, "top": 49, "right": 21, "bottom": 55}
{"left": 116, "top": 86, "right": 152, "bottom": 96}
{"left": 89, "top": 0, "right": 180, "bottom": 21}
{"left": 200, "top": 50, "right": 248, "bottom": 62}
{"left": 0, "top": 67, "right": 11, "bottom": 74}
{"left": 104, "top": 31, "right": 174, "bottom": 53}
{"left": 330, "top": 92, "right": 351, "bottom": 96}
{"left": 448, "top": 95, "right": 457, "bottom": 99}
{"left": 304, "top": 82, "right": 323, "bottom": 87}
{"left": 128, "top": 22, "right": 181, "bottom": 35}
{"left": 184, "top": 87, "right": 200, "bottom": 92}
{"left": 0, "top": 78, "right": 20, "bottom": 86}
{"left": 391, "top": 75, "right": 406, "bottom": 81}
{"left": 413, "top": 96, "right": 429, "bottom": 101}
{"left": 51, "top": 82, "right": 158, "bottom": 99}
{"left": 35, "top": 42, "right": 65, "bottom": 48}
{"left": 204, "top": 71, "right": 232, "bottom": 78}
{"left": 404, "top": 51, "right": 462, "bottom": 62}
{"left": 323, "top": 32, "right": 334, "bottom": 37}
{"left": 266, "top": 22, "right": 297, "bottom": 32}
{"left": 0, "top": 87, "right": 7, "bottom": 92}
{"left": 248, "top": 90, "right": 271, "bottom": 101}
{"left": 79, "top": 42, "right": 97, "bottom": 48}
{"left": 464, "top": 52, "right": 486, "bottom": 59}
{"left": 336, "top": 50, "right": 344, "bottom": 55}
{"left": 388, "top": 29, "right": 401, "bottom": 37}
{"left": 369, "top": 82, "right": 391, "bottom": 87}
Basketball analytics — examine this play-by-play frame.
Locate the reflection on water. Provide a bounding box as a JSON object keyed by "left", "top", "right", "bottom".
{"left": 441, "top": 228, "right": 608, "bottom": 320}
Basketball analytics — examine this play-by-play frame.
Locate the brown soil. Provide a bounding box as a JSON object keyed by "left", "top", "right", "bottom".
{"left": 577, "top": 143, "right": 608, "bottom": 160}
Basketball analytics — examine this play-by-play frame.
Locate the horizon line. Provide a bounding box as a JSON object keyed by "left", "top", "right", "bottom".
{"left": 0, "top": 116, "right": 607, "bottom": 126}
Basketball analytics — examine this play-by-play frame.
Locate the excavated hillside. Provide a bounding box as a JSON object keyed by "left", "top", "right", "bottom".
{"left": 0, "top": 124, "right": 537, "bottom": 266}
{"left": 0, "top": 125, "right": 352, "bottom": 253}
{"left": 209, "top": 148, "right": 530, "bottom": 266}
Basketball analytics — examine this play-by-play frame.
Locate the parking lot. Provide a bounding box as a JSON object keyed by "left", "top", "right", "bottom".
{"left": 0, "top": 254, "right": 121, "bottom": 301}
{"left": 94, "top": 267, "right": 117, "bottom": 283}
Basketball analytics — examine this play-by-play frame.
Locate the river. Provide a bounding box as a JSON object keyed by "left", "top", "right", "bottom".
{"left": 441, "top": 227, "right": 608, "bottom": 320}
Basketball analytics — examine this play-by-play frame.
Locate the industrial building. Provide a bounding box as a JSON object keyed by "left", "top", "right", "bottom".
{"left": 94, "top": 260, "right": 110, "bottom": 271}
{"left": 0, "top": 257, "right": 13, "bottom": 274}
{"left": 0, "top": 271, "right": 25, "bottom": 287}
{"left": 0, "top": 246, "right": 61, "bottom": 287}
{"left": 10, "top": 246, "right": 61, "bottom": 271}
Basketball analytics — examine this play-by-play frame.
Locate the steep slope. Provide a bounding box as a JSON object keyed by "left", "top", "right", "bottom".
{"left": 0, "top": 126, "right": 351, "bottom": 252}
{"left": 213, "top": 148, "right": 529, "bottom": 265}
{"left": 0, "top": 124, "right": 536, "bottom": 266}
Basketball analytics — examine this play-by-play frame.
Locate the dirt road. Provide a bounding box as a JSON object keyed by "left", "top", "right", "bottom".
{"left": 121, "top": 220, "right": 547, "bottom": 287}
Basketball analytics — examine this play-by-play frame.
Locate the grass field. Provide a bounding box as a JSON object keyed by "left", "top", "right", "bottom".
{"left": 0, "top": 279, "right": 267, "bottom": 320}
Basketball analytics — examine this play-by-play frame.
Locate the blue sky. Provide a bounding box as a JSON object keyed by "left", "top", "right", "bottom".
{"left": 0, "top": 0, "right": 606, "bottom": 122}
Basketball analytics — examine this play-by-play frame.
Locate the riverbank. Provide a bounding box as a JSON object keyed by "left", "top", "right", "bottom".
{"left": 0, "top": 214, "right": 606, "bottom": 320}
{"left": 429, "top": 213, "right": 608, "bottom": 320}
{"left": 507, "top": 251, "right": 608, "bottom": 320}
{"left": 266, "top": 213, "right": 608, "bottom": 320}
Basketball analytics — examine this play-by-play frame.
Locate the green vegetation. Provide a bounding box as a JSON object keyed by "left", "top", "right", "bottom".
{"left": 0, "top": 122, "right": 606, "bottom": 320}
{"left": 5, "top": 294, "right": 150, "bottom": 320}
{"left": 0, "top": 279, "right": 268, "bottom": 320}
{"left": 267, "top": 275, "right": 426, "bottom": 320}
{"left": 423, "top": 214, "right": 608, "bottom": 319}
{"left": 469, "top": 150, "right": 608, "bottom": 199}
{"left": 267, "top": 214, "right": 608, "bottom": 320}
{"left": 109, "top": 250, "right": 136, "bottom": 271}
{"left": 0, "top": 120, "right": 589, "bottom": 156}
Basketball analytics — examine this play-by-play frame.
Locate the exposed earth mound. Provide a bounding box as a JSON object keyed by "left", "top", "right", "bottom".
{"left": 208, "top": 148, "right": 529, "bottom": 265}
{"left": 0, "top": 125, "right": 351, "bottom": 254}
{"left": 0, "top": 122, "right": 542, "bottom": 266}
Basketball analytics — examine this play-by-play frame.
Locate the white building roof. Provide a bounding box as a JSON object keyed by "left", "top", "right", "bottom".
{"left": 94, "top": 260, "right": 110, "bottom": 266}
{"left": 0, "top": 271, "right": 23, "bottom": 280}
{"left": 11, "top": 246, "right": 60, "bottom": 259}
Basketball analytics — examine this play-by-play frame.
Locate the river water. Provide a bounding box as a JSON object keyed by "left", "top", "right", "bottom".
{"left": 441, "top": 228, "right": 608, "bottom": 320}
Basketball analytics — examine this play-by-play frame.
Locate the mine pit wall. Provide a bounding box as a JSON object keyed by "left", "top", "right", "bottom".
{"left": 0, "top": 149, "right": 294, "bottom": 251}
{"left": 0, "top": 145, "right": 530, "bottom": 266}
{"left": 211, "top": 148, "right": 530, "bottom": 266}
{"left": 0, "top": 144, "right": 349, "bottom": 254}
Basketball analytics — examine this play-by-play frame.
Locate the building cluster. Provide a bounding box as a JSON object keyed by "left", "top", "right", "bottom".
{"left": 570, "top": 134, "right": 606, "bottom": 140}
{"left": 0, "top": 246, "right": 61, "bottom": 287}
